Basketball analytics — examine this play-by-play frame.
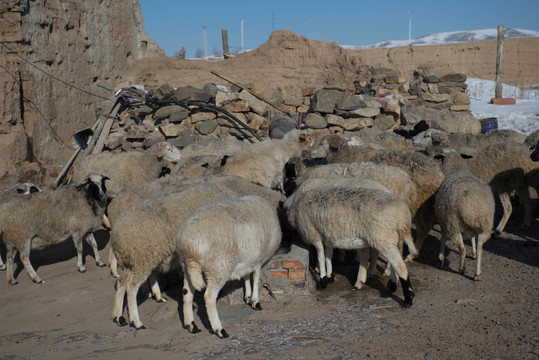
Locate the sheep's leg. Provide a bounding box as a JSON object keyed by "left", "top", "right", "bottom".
{"left": 438, "top": 231, "right": 449, "bottom": 269}
{"left": 84, "top": 233, "right": 106, "bottom": 267}
{"left": 353, "top": 248, "right": 370, "bottom": 290}
{"left": 182, "top": 276, "right": 201, "bottom": 334}
{"left": 474, "top": 231, "right": 491, "bottom": 281}
{"left": 72, "top": 236, "right": 86, "bottom": 273}
{"left": 324, "top": 246, "right": 334, "bottom": 282}
{"left": 204, "top": 278, "right": 228, "bottom": 338}
{"left": 20, "top": 237, "right": 42, "bottom": 284}
{"left": 313, "top": 241, "right": 329, "bottom": 290}
{"left": 516, "top": 185, "right": 531, "bottom": 231}
{"left": 0, "top": 252, "right": 5, "bottom": 271}
{"left": 243, "top": 274, "right": 252, "bottom": 304}
{"left": 494, "top": 192, "right": 512, "bottom": 235}
{"left": 406, "top": 205, "right": 436, "bottom": 262}
{"left": 6, "top": 245, "right": 19, "bottom": 285}
{"left": 126, "top": 275, "right": 147, "bottom": 330}
{"left": 149, "top": 271, "right": 166, "bottom": 302}
{"left": 249, "top": 266, "right": 262, "bottom": 310}
{"left": 112, "top": 271, "right": 128, "bottom": 327}
{"left": 109, "top": 248, "right": 119, "bottom": 277}
{"left": 367, "top": 248, "right": 379, "bottom": 278}
{"left": 455, "top": 233, "right": 466, "bottom": 275}
{"left": 381, "top": 245, "right": 414, "bottom": 307}
{"left": 381, "top": 247, "right": 414, "bottom": 307}
{"left": 470, "top": 236, "right": 477, "bottom": 260}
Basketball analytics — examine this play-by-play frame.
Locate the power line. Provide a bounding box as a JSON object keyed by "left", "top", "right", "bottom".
{"left": 0, "top": 41, "right": 110, "bottom": 100}
{"left": 0, "top": 62, "right": 69, "bottom": 146}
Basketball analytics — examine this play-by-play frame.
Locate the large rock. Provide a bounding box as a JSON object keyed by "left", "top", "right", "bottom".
{"left": 310, "top": 89, "right": 342, "bottom": 114}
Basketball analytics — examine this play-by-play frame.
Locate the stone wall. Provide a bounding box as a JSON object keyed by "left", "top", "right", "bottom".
{"left": 98, "top": 70, "right": 471, "bottom": 154}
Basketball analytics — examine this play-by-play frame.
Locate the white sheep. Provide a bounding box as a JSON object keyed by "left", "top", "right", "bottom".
{"left": 111, "top": 176, "right": 284, "bottom": 329}
{"left": 0, "top": 174, "right": 109, "bottom": 284}
{"left": 300, "top": 161, "right": 420, "bottom": 277}
{"left": 315, "top": 136, "right": 445, "bottom": 261}
{"left": 176, "top": 195, "right": 282, "bottom": 338}
{"left": 286, "top": 185, "right": 417, "bottom": 307}
{"left": 434, "top": 142, "right": 535, "bottom": 235}
{"left": 287, "top": 177, "right": 393, "bottom": 288}
{"left": 435, "top": 170, "right": 495, "bottom": 280}
{"left": 216, "top": 129, "right": 313, "bottom": 192}
{"left": 321, "top": 129, "right": 423, "bottom": 152}
{"left": 412, "top": 128, "right": 527, "bottom": 154}
{"left": 71, "top": 142, "right": 182, "bottom": 195}
{"left": 171, "top": 137, "right": 248, "bottom": 174}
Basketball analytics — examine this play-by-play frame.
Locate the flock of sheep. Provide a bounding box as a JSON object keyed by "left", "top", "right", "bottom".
{"left": 0, "top": 119, "right": 538, "bottom": 339}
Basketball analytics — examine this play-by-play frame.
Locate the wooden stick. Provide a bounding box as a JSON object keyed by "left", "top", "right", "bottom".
{"left": 91, "top": 101, "right": 121, "bottom": 155}
{"left": 210, "top": 70, "right": 286, "bottom": 113}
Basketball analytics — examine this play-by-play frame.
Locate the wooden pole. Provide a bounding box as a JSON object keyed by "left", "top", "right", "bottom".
{"left": 221, "top": 29, "right": 229, "bottom": 57}
{"left": 495, "top": 25, "right": 504, "bottom": 99}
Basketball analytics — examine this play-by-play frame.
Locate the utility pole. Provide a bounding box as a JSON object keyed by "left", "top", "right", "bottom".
{"left": 241, "top": 19, "right": 245, "bottom": 53}
{"left": 409, "top": 9, "right": 412, "bottom": 45}
{"left": 203, "top": 23, "right": 207, "bottom": 58}
{"left": 495, "top": 24, "right": 504, "bottom": 99}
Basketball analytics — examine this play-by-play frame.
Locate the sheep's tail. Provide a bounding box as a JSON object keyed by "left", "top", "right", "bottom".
{"left": 401, "top": 228, "right": 418, "bottom": 256}
{"left": 185, "top": 260, "right": 206, "bottom": 292}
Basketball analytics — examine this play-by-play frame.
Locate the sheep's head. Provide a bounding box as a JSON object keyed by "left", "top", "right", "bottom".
{"left": 15, "top": 182, "right": 42, "bottom": 195}
{"left": 76, "top": 173, "right": 109, "bottom": 203}
{"left": 155, "top": 142, "right": 182, "bottom": 162}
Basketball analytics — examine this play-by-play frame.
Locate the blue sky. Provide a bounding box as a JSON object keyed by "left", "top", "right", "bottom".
{"left": 139, "top": 0, "right": 539, "bottom": 58}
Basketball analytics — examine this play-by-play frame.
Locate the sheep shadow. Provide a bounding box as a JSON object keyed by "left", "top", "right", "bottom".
{"left": 6, "top": 229, "right": 110, "bottom": 281}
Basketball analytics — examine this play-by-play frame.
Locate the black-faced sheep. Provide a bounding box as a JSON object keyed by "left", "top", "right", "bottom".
{"left": 0, "top": 174, "right": 109, "bottom": 284}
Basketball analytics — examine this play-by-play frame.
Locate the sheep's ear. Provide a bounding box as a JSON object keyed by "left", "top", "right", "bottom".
{"left": 29, "top": 186, "right": 41, "bottom": 194}
{"left": 76, "top": 178, "right": 90, "bottom": 191}
{"left": 298, "top": 132, "right": 310, "bottom": 142}
{"left": 220, "top": 155, "right": 230, "bottom": 167}
{"left": 460, "top": 153, "right": 474, "bottom": 160}
{"left": 433, "top": 154, "right": 445, "bottom": 163}
{"left": 327, "top": 136, "right": 341, "bottom": 152}
{"left": 16, "top": 188, "right": 25, "bottom": 194}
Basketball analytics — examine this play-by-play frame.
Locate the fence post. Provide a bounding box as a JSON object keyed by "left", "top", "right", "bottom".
{"left": 495, "top": 25, "right": 504, "bottom": 99}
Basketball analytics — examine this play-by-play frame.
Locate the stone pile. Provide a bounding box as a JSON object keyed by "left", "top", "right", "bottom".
{"left": 103, "top": 71, "right": 471, "bottom": 152}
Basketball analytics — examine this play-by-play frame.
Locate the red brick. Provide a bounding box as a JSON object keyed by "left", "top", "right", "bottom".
{"left": 269, "top": 261, "right": 281, "bottom": 269}
{"left": 282, "top": 260, "right": 305, "bottom": 270}
{"left": 270, "top": 270, "right": 288, "bottom": 279}
{"left": 490, "top": 98, "right": 516, "bottom": 105}
{"left": 288, "top": 270, "right": 306, "bottom": 280}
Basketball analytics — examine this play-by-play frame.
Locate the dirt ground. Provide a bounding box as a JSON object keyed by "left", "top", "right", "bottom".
{"left": 0, "top": 190, "right": 537, "bottom": 360}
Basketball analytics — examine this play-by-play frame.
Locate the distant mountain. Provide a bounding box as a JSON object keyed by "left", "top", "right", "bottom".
{"left": 341, "top": 28, "right": 539, "bottom": 50}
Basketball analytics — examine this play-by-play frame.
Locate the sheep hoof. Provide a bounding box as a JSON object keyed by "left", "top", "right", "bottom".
{"left": 493, "top": 230, "right": 502, "bottom": 238}
{"left": 316, "top": 277, "right": 330, "bottom": 290}
{"left": 96, "top": 261, "right": 106, "bottom": 267}
{"left": 113, "top": 316, "right": 128, "bottom": 327}
{"left": 404, "top": 254, "right": 415, "bottom": 263}
{"left": 216, "top": 329, "right": 229, "bottom": 339}
{"left": 254, "top": 303, "right": 262, "bottom": 311}
{"left": 474, "top": 274, "right": 481, "bottom": 281}
{"left": 187, "top": 321, "right": 201, "bottom": 334}
{"left": 328, "top": 274, "right": 335, "bottom": 283}
{"left": 381, "top": 280, "right": 397, "bottom": 298}
{"left": 9, "top": 280, "right": 18, "bottom": 285}
{"left": 78, "top": 267, "right": 87, "bottom": 273}
{"left": 131, "top": 323, "right": 145, "bottom": 330}
{"left": 156, "top": 297, "right": 168, "bottom": 303}
{"left": 402, "top": 299, "right": 413, "bottom": 308}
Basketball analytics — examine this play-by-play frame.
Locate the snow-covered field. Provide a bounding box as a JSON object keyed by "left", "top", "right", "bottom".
{"left": 466, "top": 78, "right": 539, "bottom": 135}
